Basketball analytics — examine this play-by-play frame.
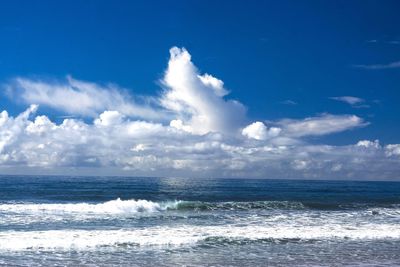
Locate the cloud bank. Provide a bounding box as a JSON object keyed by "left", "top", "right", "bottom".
{"left": 1, "top": 47, "right": 399, "bottom": 179}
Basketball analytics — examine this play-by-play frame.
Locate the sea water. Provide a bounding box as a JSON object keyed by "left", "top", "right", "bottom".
{"left": 0, "top": 176, "right": 399, "bottom": 266}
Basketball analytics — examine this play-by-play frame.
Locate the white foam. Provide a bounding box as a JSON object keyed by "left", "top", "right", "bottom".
{"left": 1, "top": 223, "right": 400, "bottom": 251}
{"left": 1, "top": 200, "right": 400, "bottom": 251}
{"left": 0, "top": 198, "right": 180, "bottom": 215}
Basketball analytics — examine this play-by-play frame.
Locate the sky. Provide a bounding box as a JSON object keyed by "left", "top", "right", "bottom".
{"left": 0, "top": 0, "right": 399, "bottom": 179}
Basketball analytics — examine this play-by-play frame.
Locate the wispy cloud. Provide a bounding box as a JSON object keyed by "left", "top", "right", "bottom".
{"left": 365, "top": 39, "right": 400, "bottom": 45}
{"left": 280, "top": 100, "right": 297, "bottom": 105}
{"left": 6, "top": 76, "right": 166, "bottom": 120}
{"left": 330, "top": 96, "right": 365, "bottom": 105}
{"left": 277, "top": 114, "right": 368, "bottom": 137}
{"left": 353, "top": 61, "right": 400, "bottom": 70}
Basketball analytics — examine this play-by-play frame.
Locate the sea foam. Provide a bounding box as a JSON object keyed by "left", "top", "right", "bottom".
{"left": 1, "top": 223, "right": 400, "bottom": 251}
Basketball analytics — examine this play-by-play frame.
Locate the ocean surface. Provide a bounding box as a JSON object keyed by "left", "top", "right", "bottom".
{"left": 0, "top": 176, "right": 400, "bottom": 266}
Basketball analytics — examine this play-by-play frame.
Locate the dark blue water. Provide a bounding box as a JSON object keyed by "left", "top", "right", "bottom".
{"left": 1, "top": 176, "right": 400, "bottom": 266}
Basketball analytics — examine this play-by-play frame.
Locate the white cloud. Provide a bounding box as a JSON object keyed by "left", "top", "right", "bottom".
{"left": 385, "top": 144, "right": 400, "bottom": 157}
{"left": 280, "top": 100, "right": 297, "bottom": 105}
{"left": 278, "top": 114, "right": 367, "bottom": 137}
{"left": 7, "top": 76, "right": 165, "bottom": 120}
{"left": 356, "top": 140, "right": 380, "bottom": 149}
{"left": 353, "top": 61, "right": 400, "bottom": 70}
{"left": 160, "top": 47, "right": 246, "bottom": 135}
{"left": 330, "top": 96, "right": 364, "bottom": 105}
{"left": 1, "top": 46, "right": 399, "bottom": 179}
{"left": 94, "top": 111, "right": 124, "bottom": 127}
{"left": 197, "top": 73, "right": 229, "bottom": 97}
{"left": 169, "top": 119, "right": 193, "bottom": 133}
{"left": 242, "top": 121, "right": 281, "bottom": 140}
{"left": 0, "top": 105, "right": 398, "bottom": 179}
{"left": 6, "top": 47, "right": 247, "bottom": 136}
{"left": 291, "top": 159, "right": 310, "bottom": 170}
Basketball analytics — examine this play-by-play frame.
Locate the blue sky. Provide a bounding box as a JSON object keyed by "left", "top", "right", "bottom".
{"left": 0, "top": 1, "right": 399, "bottom": 179}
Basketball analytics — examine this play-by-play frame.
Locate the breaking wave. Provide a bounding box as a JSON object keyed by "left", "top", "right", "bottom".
{"left": 0, "top": 199, "right": 309, "bottom": 215}
{"left": 2, "top": 199, "right": 400, "bottom": 216}
{"left": 0, "top": 199, "right": 180, "bottom": 214}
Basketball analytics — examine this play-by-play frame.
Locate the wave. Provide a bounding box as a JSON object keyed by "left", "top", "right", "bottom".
{"left": 2, "top": 199, "right": 400, "bottom": 218}
{"left": 1, "top": 223, "right": 400, "bottom": 251}
{"left": 0, "top": 199, "right": 308, "bottom": 215}
{"left": 0, "top": 199, "right": 180, "bottom": 215}
{"left": 175, "top": 200, "right": 305, "bottom": 211}
{"left": 178, "top": 201, "right": 400, "bottom": 211}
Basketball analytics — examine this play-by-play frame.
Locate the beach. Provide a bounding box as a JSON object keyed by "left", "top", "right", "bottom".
{"left": 0, "top": 176, "right": 399, "bottom": 266}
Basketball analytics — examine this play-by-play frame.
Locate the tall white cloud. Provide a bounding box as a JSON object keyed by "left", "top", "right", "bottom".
{"left": 161, "top": 47, "right": 246, "bottom": 135}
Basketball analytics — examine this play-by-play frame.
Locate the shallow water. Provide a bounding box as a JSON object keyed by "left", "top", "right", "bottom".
{"left": 0, "top": 176, "right": 399, "bottom": 266}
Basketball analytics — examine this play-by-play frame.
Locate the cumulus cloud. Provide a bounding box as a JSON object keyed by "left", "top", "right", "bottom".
{"left": 0, "top": 106, "right": 398, "bottom": 179}
{"left": 94, "top": 111, "right": 124, "bottom": 127}
{"left": 1, "top": 46, "right": 399, "bottom": 179}
{"left": 242, "top": 122, "right": 281, "bottom": 140}
{"left": 356, "top": 140, "right": 380, "bottom": 149}
{"left": 160, "top": 47, "right": 246, "bottom": 135}
{"left": 385, "top": 144, "right": 400, "bottom": 157}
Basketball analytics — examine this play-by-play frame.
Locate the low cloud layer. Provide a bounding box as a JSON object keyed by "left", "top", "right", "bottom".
{"left": 1, "top": 47, "right": 399, "bottom": 179}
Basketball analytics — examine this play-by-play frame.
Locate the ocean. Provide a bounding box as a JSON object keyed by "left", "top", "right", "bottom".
{"left": 0, "top": 176, "right": 399, "bottom": 266}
